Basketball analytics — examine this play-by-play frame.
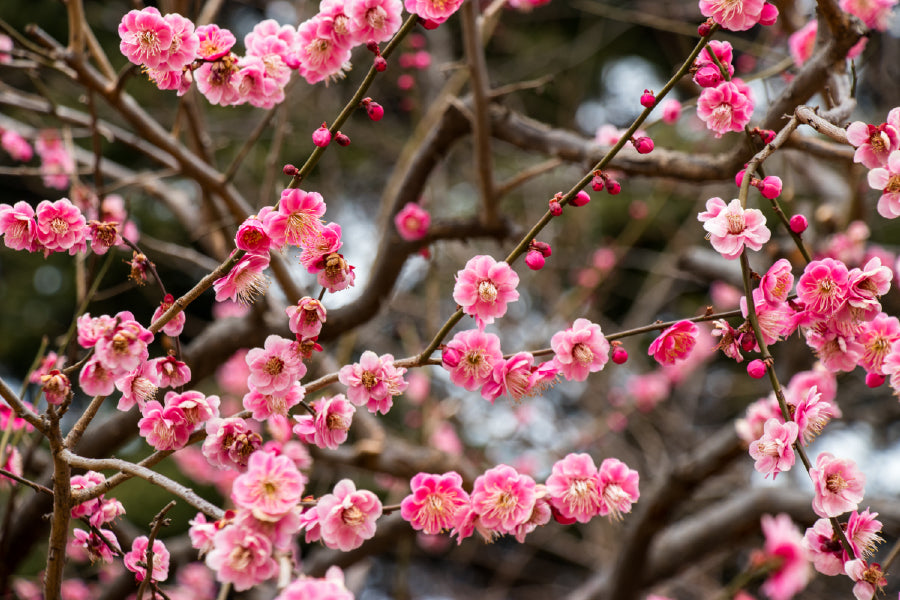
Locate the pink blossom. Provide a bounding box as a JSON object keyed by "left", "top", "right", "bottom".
{"left": 232, "top": 55, "right": 284, "bottom": 108}
{"left": 276, "top": 569, "right": 354, "bottom": 600}
{"left": 760, "top": 258, "right": 794, "bottom": 303}
{"left": 847, "top": 508, "right": 884, "bottom": 559}
{"left": 550, "top": 318, "right": 610, "bottom": 381}
{"left": 299, "top": 222, "right": 343, "bottom": 273}
{"left": 698, "top": 197, "right": 770, "bottom": 259}
{"left": 78, "top": 357, "right": 116, "bottom": 397}
{"left": 660, "top": 99, "right": 682, "bottom": 124}
{"left": 699, "top": 0, "right": 766, "bottom": 30}
{"left": 787, "top": 366, "right": 840, "bottom": 416}
{"left": 394, "top": 202, "right": 431, "bottom": 241}
{"left": 295, "top": 16, "right": 353, "bottom": 85}
{"left": 696, "top": 80, "right": 755, "bottom": 137}
{"left": 453, "top": 255, "right": 520, "bottom": 329}
{"left": 347, "top": 0, "right": 404, "bottom": 42}
{"left": 123, "top": 536, "right": 170, "bottom": 583}
{"left": 748, "top": 418, "right": 798, "bottom": 478}
{"left": 34, "top": 198, "right": 87, "bottom": 255}
{"left": 232, "top": 450, "right": 305, "bottom": 521}
{"left": 441, "top": 329, "right": 503, "bottom": 390}
{"left": 292, "top": 393, "right": 355, "bottom": 449}
{"left": 738, "top": 292, "right": 796, "bottom": 349}
{"left": 401, "top": 471, "right": 470, "bottom": 534}
{"left": 790, "top": 19, "right": 867, "bottom": 68}
{"left": 205, "top": 522, "right": 277, "bottom": 591}
{"left": 69, "top": 471, "right": 105, "bottom": 520}
{"left": 810, "top": 452, "right": 865, "bottom": 518}
{"left": 804, "top": 321, "right": 865, "bottom": 372}
{"left": 694, "top": 40, "right": 735, "bottom": 86}
{"left": 202, "top": 417, "right": 262, "bottom": 471}
{"left": 545, "top": 453, "right": 603, "bottom": 523}
{"left": 194, "top": 56, "right": 240, "bottom": 106}
{"left": 797, "top": 258, "right": 850, "bottom": 318}
{"left": 114, "top": 363, "right": 159, "bottom": 411}
{"left": 338, "top": 351, "right": 407, "bottom": 414}
{"left": 848, "top": 117, "right": 900, "bottom": 169}
{"left": 118, "top": 8, "right": 174, "bottom": 69}
{"left": 235, "top": 214, "right": 272, "bottom": 255}
{"left": 840, "top": 0, "right": 897, "bottom": 31}
{"left": 1, "top": 130, "right": 33, "bottom": 162}
{"left": 196, "top": 24, "right": 235, "bottom": 60}
{"left": 789, "top": 386, "right": 833, "bottom": 444}
{"left": 481, "top": 352, "right": 556, "bottom": 402}
{"left": 648, "top": 320, "right": 699, "bottom": 366}
{"left": 160, "top": 12, "right": 199, "bottom": 71}
{"left": 513, "top": 485, "right": 552, "bottom": 542}
{"left": 867, "top": 149, "right": 900, "bottom": 218}
{"left": 844, "top": 559, "right": 887, "bottom": 600}
{"left": 759, "top": 514, "right": 811, "bottom": 600}
{"left": 150, "top": 355, "right": 192, "bottom": 389}
{"left": 470, "top": 464, "right": 536, "bottom": 536}
{"left": 152, "top": 294, "right": 186, "bottom": 337}
{"left": 213, "top": 252, "right": 270, "bottom": 304}
{"left": 266, "top": 189, "right": 326, "bottom": 247}
{"left": 597, "top": 458, "right": 640, "bottom": 519}
{"left": 0, "top": 201, "right": 36, "bottom": 252}
{"left": 317, "top": 479, "right": 383, "bottom": 551}
{"left": 404, "top": 0, "right": 465, "bottom": 23}
{"left": 93, "top": 316, "right": 153, "bottom": 376}
{"left": 735, "top": 395, "right": 782, "bottom": 444}
{"left": 246, "top": 335, "right": 306, "bottom": 395}
{"left": 243, "top": 381, "right": 305, "bottom": 421}
{"left": 286, "top": 297, "right": 327, "bottom": 339}
{"left": 245, "top": 19, "right": 299, "bottom": 69}
{"left": 843, "top": 256, "right": 893, "bottom": 322}
{"left": 139, "top": 400, "right": 192, "bottom": 451}
{"left": 165, "top": 390, "right": 219, "bottom": 427}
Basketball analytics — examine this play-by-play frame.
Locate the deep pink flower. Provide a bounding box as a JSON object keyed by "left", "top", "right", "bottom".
{"left": 243, "top": 381, "right": 305, "bottom": 421}
{"left": 286, "top": 296, "right": 327, "bottom": 340}
{"left": 797, "top": 258, "right": 850, "bottom": 318}
{"left": 453, "top": 255, "right": 520, "bottom": 329}
{"left": 118, "top": 7, "right": 174, "bottom": 69}
{"left": 276, "top": 574, "right": 354, "bottom": 600}
{"left": 195, "top": 56, "right": 240, "bottom": 106}
{"left": 696, "top": 80, "right": 755, "bottom": 137}
{"left": 699, "top": 197, "right": 770, "bottom": 259}
{"left": 139, "top": 401, "right": 192, "bottom": 451}
{"left": 93, "top": 316, "right": 153, "bottom": 376}
{"left": 202, "top": 417, "right": 262, "bottom": 471}
{"left": 295, "top": 16, "right": 353, "bottom": 85}
{"left": 843, "top": 256, "right": 893, "bottom": 322}
{"left": 79, "top": 357, "right": 116, "bottom": 397}
{"left": 338, "top": 351, "right": 407, "bottom": 414}
{"left": 648, "top": 320, "right": 699, "bottom": 366}
{"left": 70, "top": 528, "right": 119, "bottom": 565}
{"left": 317, "top": 479, "right": 383, "bottom": 551}
{"left": 550, "top": 318, "right": 610, "bottom": 381}
{"left": 867, "top": 149, "right": 900, "bottom": 219}
{"left": 299, "top": 222, "right": 343, "bottom": 273}
{"left": 748, "top": 418, "right": 798, "bottom": 478}
{"left": 844, "top": 559, "right": 887, "bottom": 600}
{"left": 789, "top": 386, "right": 833, "bottom": 444}
{"left": 803, "top": 321, "right": 864, "bottom": 373}
{"left": 809, "top": 452, "right": 865, "bottom": 518}
{"left": 735, "top": 395, "right": 782, "bottom": 444}
{"left": 205, "top": 522, "right": 277, "bottom": 591}
{"left": 441, "top": 329, "right": 503, "bottom": 391}
{"left": 34, "top": 198, "right": 87, "bottom": 255}
{"left": 401, "top": 471, "right": 470, "bottom": 534}
{"left": 213, "top": 252, "right": 270, "bottom": 305}
{"left": 347, "top": 0, "right": 404, "bottom": 43}
{"left": 481, "top": 352, "right": 556, "bottom": 402}
{"left": 545, "top": 453, "right": 603, "bottom": 523}
{"left": 245, "top": 18, "right": 298, "bottom": 69}
{"left": 597, "top": 458, "right": 640, "bottom": 519}
{"left": 196, "top": 24, "right": 235, "bottom": 60}
{"left": 246, "top": 335, "right": 306, "bottom": 395}
{"left": 759, "top": 514, "right": 811, "bottom": 600}
{"left": 165, "top": 390, "right": 219, "bottom": 428}
{"left": 266, "top": 189, "right": 326, "bottom": 248}
{"left": 0, "top": 201, "right": 36, "bottom": 252}
{"left": 848, "top": 116, "right": 900, "bottom": 169}
{"left": 840, "top": 0, "right": 897, "bottom": 31}
{"left": 124, "top": 536, "right": 169, "bottom": 583}
{"left": 760, "top": 258, "right": 794, "bottom": 304}
{"left": 394, "top": 202, "right": 431, "bottom": 241}
{"left": 293, "top": 393, "right": 355, "bottom": 449}
{"left": 404, "top": 0, "right": 465, "bottom": 23}
{"left": 149, "top": 355, "right": 192, "bottom": 389}
{"left": 661, "top": 99, "right": 682, "bottom": 124}
{"left": 151, "top": 294, "right": 185, "bottom": 338}
{"left": 235, "top": 214, "right": 272, "bottom": 255}
{"left": 232, "top": 450, "right": 305, "bottom": 521}
{"left": 114, "top": 363, "right": 159, "bottom": 411}
{"left": 470, "top": 464, "right": 536, "bottom": 536}
{"left": 699, "top": 0, "right": 766, "bottom": 30}
{"left": 1, "top": 130, "right": 33, "bottom": 162}
{"left": 159, "top": 12, "right": 199, "bottom": 71}
{"left": 693, "top": 40, "right": 735, "bottom": 87}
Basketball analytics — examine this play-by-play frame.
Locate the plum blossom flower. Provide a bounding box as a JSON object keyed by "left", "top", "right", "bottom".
{"left": 118, "top": 7, "right": 174, "bottom": 69}
{"left": 597, "top": 458, "right": 640, "bottom": 519}
{"left": 789, "top": 385, "right": 833, "bottom": 444}
{"left": 295, "top": 16, "right": 353, "bottom": 85}
{"left": 796, "top": 258, "right": 850, "bottom": 319}
{"left": 347, "top": 0, "right": 404, "bottom": 43}
{"left": 550, "top": 318, "right": 610, "bottom": 381}
{"left": 276, "top": 568, "right": 353, "bottom": 600}
{"left": 760, "top": 258, "right": 794, "bottom": 304}
{"left": 338, "top": 351, "right": 408, "bottom": 414}
{"left": 1, "top": 130, "right": 33, "bottom": 162}
{"left": 235, "top": 214, "right": 272, "bottom": 255}
{"left": 453, "top": 255, "right": 520, "bottom": 329}
{"left": 847, "top": 111, "right": 900, "bottom": 168}
{"left": 114, "top": 363, "right": 159, "bottom": 411}
{"left": 232, "top": 450, "right": 305, "bottom": 521}
{"left": 860, "top": 313, "right": 900, "bottom": 375}
{"left": 196, "top": 24, "right": 235, "bottom": 60}
{"left": 648, "top": 320, "right": 699, "bottom": 366}
{"left": 840, "top": 0, "right": 897, "bottom": 31}
{"left": 697, "top": 80, "right": 755, "bottom": 137}
{"left": 150, "top": 355, "right": 192, "bottom": 389}
{"left": 0, "top": 201, "right": 36, "bottom": 252}
{"left": 844, "top": 559, "right": 887, "bottom": 600}
{"left": 34, "top": 198, "right": 87, "bottom": 256}
{"left": 292, "top": 394, "right": 355, "bottom": 450}
{"left": 470, "top": 464, "right": 536, "bottom": 537}
{"left": 699, "top": 0, "right": 768, "bottom": 30}
{"left": 758, "top": 514, "right": 811, "bottom": 600}
{"left": 159, "top": 12, "right": 199, "bottom": 71}
{"left": 748, "top": 418, "right": 798, "bottom": 478}
{"left": 317, "top": 479, "right": 383, "bottom": 551}
{"left": 138, "top": 401, "right": 192, "bottom": 451}
{"left": 70, "top": 528, "right": 119, "bottom": 565}
{"left": 404, "top": 0, "right": 465, "bottom": 23}
{"left": 124, "top": 536, "right": 170, "bottom": 583}
{"left": 698, "top": 197, "right": 771, "bottom": 259}
{"left": 442, "top": 329, "right": 503, "bottom": 391}
{"left": 202, "top": 417, "right": 262, "bottom": 471}
{"left": 545, "top": 453, "right": 603, "bottom": 523}
{"left": 213, "top": 252, "right": 270, "bottom": 304}
{"left": 205, "top": 522, "right": 277, "bottom": 591}
{"left": 693, "top": 40, "right": 734, "bottom": 87}
{"left": 243, "top": 381, "right": 305, "bottom": 421}
{"left": 401, "top": 471, "right": 470, "bottom": 534}
{"left": 809, "top": 452, "right": 865, "bottom": 518}
{"left": 286, "top": 296, "right": 327, "bottom": 339}
{"left": 394, "top": 202, "right": 431, "bottom": 241}
{"left": 867, "top": 149, "right": 900, "bottom": 218}
{"left": 246, "top": 335, "right": 306, "bottom": 395}
{"left": 151, "top": 294, "right": 185, "bottom": 337}
{"left": 481, "top": 352, "right": 557, "bottom": 402}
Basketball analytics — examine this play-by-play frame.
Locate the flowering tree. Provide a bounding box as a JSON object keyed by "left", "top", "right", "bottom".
{"left": 0, "top": 0, "right": 899, "bottom": 598}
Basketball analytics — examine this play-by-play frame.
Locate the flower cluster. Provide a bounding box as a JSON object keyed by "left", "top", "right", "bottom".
{"left": 139, "top": 390, "right": 220, "bottom": 451}
{"left": 688, "top": 40, "right": 755, "bottom": 137}
{"left": 67, "top": 471, "right": 125, "bottom": 565}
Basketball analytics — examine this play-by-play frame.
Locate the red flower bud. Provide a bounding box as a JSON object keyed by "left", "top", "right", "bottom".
{"left": 866, "top": 372, "right": 886, "bottom": 388}
{"left": 591, "top": 175, "right": 605, "bottom": 192}
{"left": 571, "top": 190, "right": 591, "bottom": 207}
{"left": 611, "top": 346, "right": 628, "bottom": 364}
{"left": 758, "top": 175, "right": 782, "bottom": 199}
{"left": 525, "top": 250, "right": 545, "bottom": 270}
{"left": 747, "top": 359, "right": 766, "bottom": 379}
{"left": 606, "top": 180, "right": 621, "bottom": 195}
{"left": 632, "top": 136, "right": 654, "bottom": 154}
{"left": 374, "top": 56, "right": 387, "bottom": 72}
{"left": 283, "top": 164, "right": 299, "bottom": 176}
{"left": 789, "top": 214, "right": 808, "bottom": 234}
{"left": 640, "top": 89, "right": 656, "bottom": 108}
{"left": 312, "top": 123, "right": 331, "bottom": 148}
{"left": 549, "top": 200, "right": 563, "bottom": 216}
{"left": 335, "top": 132, "right": 351, "bottom": 146}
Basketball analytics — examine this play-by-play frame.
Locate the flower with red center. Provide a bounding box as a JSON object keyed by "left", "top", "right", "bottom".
{"left": 243, "top": 381, "right": 305, "bottom": 421}
{"left": 293, "top": 393, "right": 355, "bottom": 449}
{"left": 698, "top": 197, "right": 770, "bottom": 259}
{"left": 123, "top": 536, "right": 169, "bottom": 583}
{"left": 299, "top": 222, "right": 343, "bottom": 273}
{"left": 79, "top": 357, "right": 116, "bottom": 397}
{"left": 213, "top": 252, "right": 270, "bottom": 305}
{"left": 401, "top": 471, "right": 470, "bottom": 534}
{"left": 809, "top": 452, "right": 865, "bottom": 518}
{"left": 550, "top": 318, "right": 611, "bottom": 381}
{"left": 748, "top": 418, "right": 798, "bottom": 478}
{"left": 442, "top": 329, "right": 503, "bottom": 391}
{"left": 151, "top": 294, "right": 186, "bottom": 337}
{"left": 470, "top": 464, "right": 536, "bottom": 536}
{"left": 453, "top": 255, "right": 520, "bottom": 329}
{"left": 647, "top": 320, "right": 699, "bottom": 366}
{"left": 394, "top": 202, "right": 431, "bottom": 241}
{"left": 758, "top": 513, "right": 811, "bottom": 600}
{"left": 235, "top": 214, "right": 272, "bottom": 255}
{"left": 245, "top": 335, "right": 306, "bottom": 395}
{"left": 194, "top": 54, "right": 240, "bottom": 106}
{"left": 867, "top": 149, "right": 900, "bottom": 219}
{"left": 202, "top": 417, "right": 262, "bottom": 471}
{"left": 149, "top": 355, "right": 192, "bottom": 388}
{"left": 232, "top": 450, "right": 305, "bottom": 522}
{"left": 696, "top": 80, "right": 754, "bottom": 137}
{"left": 266, "top": 188, "right": 326, "bottom": 248}
{"left": 317, "top": 479, "right": 383, "bottom": 551}
{"left": 0, "top": 201, "right": 36, "bottom": 252}
{"left": 545, "top": 453, "right": 603, "bottom": 523}
{"left": 117, "top": 7, "right": 174, "bottom": 69}
{"left": 597, "top": 458, "right": 640, "bottom": 520}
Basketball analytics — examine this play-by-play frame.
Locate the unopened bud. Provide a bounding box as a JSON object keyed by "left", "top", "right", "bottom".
{"left": 591, "top": 175, "right": 605, "bottom": 192}
{"left": 548, "top": 200, "right": 563, "bottom": 216}
{"left": 866, "top": 372, "right": 886, "bottom": 388}
{"left": 759, "top": 2, "right": 779, "bottom": 26}
{"left": 365, "top": 101, "right": 384, "bottom": 121}
{"left": 283, "top": 164, "right": 299, "bottom": 176}
{"left": 611, "top": 345, "right": 628, "bottom": 364}
{"left": 640, "top": 89, "right": 656, "bottom": 108}
{"left": 735, "top": 169, "right": 746, "bottom": 188}
{"left": 312, "top": 123, "right": 331, "bottom": 148}
{"left": 571, "top": 190, "right": 591, "bottom": 207}
{"left": 758, "top": 175, "right": 782, "bottom": 199}
{"left": 606, "top": 179, "right": 621, "bottom": 195}
{"left": 525, "top": 250, "right": 545, "bottom": 270}
{"left": 747, "top": 359, "right": 766, "bottom": 379}
{"left": 532, "top": 241, "right": 552, "bottom": 257}
{"left": 698, "top": 19, "right": 713, "bottom": 36}
{"left": 632, "top": 136, "right": 654, "bottom": 154}
{"left": 366, "top": 40, "right": 380, "bottom": 53}
{"left": 374, "top": 56, "right": 387, "bottom": 72}
{"left": 335, "top": 132, "right": 351, "bottom": 147}
{"left": 789, "top": 214, "right": 808, "bottom": 234}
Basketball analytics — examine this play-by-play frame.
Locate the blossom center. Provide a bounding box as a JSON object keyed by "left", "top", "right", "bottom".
{"left": 306, "top": 38, "right": 331, "bottom": 65}
{"left": 264, "top": 356, "right": 285, "bottom": 376}
{"left": 825, "top": 473, "right": 849, "bottom": 494}
{"left": 361, "top": 371, "right": 378, "bottom": 390}
{"left": 726, "top": 211, "right": 745, "bottom": 235}
{"left": 573, "top": 343, "right": 594, "bottom": 364}
{"left": 327, "top": 413, "right": 349, "bottom": 431}
{"left": 342, "top": 505, "right": 366, "bottom": 526}
{"left": 886, "top": 174, "right": 900, "bottom": 194}
{"left": 334, "top": 15, "right": 351, "bottom": 35}
{"left": 50, "top": 217, "right": 69, "bottom": 235}
{"left": 709, "top": 104, "right": 734, "bottom": 132}
{"left": 478, "top": 280, "right": 498, "bottom": 303}
{"left": 366, "top": 6, "right": 387, "bottom": 30}
{"left": 138, "top": 30, "right": 160, "bottom": 53}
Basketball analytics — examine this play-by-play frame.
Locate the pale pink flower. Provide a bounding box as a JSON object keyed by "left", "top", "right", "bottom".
{"left": 151, "top": 294, "right": 186, "bottom": 337}
{"left": 1, "top": 130, "right": 33, "bottom": 162}
{"left": 317, "top": 479, "right": 383, "bottom": 551}
{"left": 243, "top": 381, "right": 305, "bottom": 421}
{"left": 848, "top": 118, "right": 900, "bottom": 168}
{"left": 232, "top": 55, "right": 283, "bottom": 108}
{"left": 276, "top": 569, "right": 354, "bottom": 600}
{"left": 661, "top": 99, "right": 682, "bottom": 124}
{"left": 93, "top": 316, "right": 153, "bottom": 376}
{"left": 648, "top": 320, "right": 699, "bottom": 366}
{"left": 699, "top": 0, "right": 766, "bottom": 30}
{"left": 205, "top": 523, "right": 277, "bottom": 591}
{"left": 295, "top": 16, "right": 353, "bottom": 85}
{"left": 196, "top": 24, "right": 235, "bottom": 60}
{"left": 401, "top": 471, "right": 470, "bottom": 534}
{"left": 165, "top": 390, "right": 219, "bottom": 428}
{"left": 789, "top": 386, "right": 833, "bottom": 444}
{"left": 0, "top": 201, "right": 36, "bottom": 252}
{"left": 194, "top": 56, "right": 241, "bottom": 106}
{"left": 471, "top": 464, "right": 536, "bottom": 536}
{"left": 394, "top": 202, "right": 431, "bottom": 241}
{"left": 124, "top": 536, "right": 169, "bottom": 583}
{"left": 347, "top": 0, "right": 403, "bottom": 42}
{"left": 286, "top": 297, "right": 327, "bottom": 339}
{"left": 318, "top": 0, "right": 358, "bottom": 48}
{"left": 114, "top": 363, "right": 159, "bottom": 411}
{"left": 699, "top": 197, "right": 770, "bottom": 259}
{"left": 453, "top": 255, "right": 520, "bottom": 329}
{"left": 149, "top": 355, "right": 192, "bottom": 389}
{"left": 339, "top": 351, "right": 407, "bottom": 414}
{"left": 202, "top": 417, "right": 262, "bottom": 471}
{"left": 442, "top": 328, "right": 503, "bottom": 390}
{"left": 216, "top": 350, "right": 250, "bottom": 395}
{"left": 597, "top": 458, "right": 640, "bottom": 519}
{"left": 844, "top": 559, "right": 887, "bottom": 600}
{"left": 840, "top": 0, "right": 897, "bottom": 31}
{"left": 246, "top": 335, "right": 306, "bottom": 395}
{"left": 232, "top": 450, "right": 305, "bottom": 521}
{"left": 118, "top": 7, "right": 174, "bottom": 69}
{"left": 790, "top": 19, "right": 867, "bottom": 67}
{"left": 797, "top": 258, "right": 850, "bottom": 318}
{"left": 235, "top": 214, "right": 272, "bottom": 255}
{"left": 760, "top": 258, "right": 794, "bottom": 303}
{"left": 810, "top": 452, "right": 865, "bottom": 518}
{"left": 245, "top": 19, "right": 299, "bottom": 69}
{"left": 748, "top": 418, "right": 798, "bottom": 478}
{"left": 34, "top": 198, "right": 87, "bottom": 255}
{"left": 858, "top": 312, "right": 900, "bottom": 374}
{"left": 759, "top": 514, "right": 811, "bottom": 600}
{"left": 696, "top": 80, "right": 754, "bottom": 137}
{"left": 867, "top": 149, "right": 900, "bottom": 218}
{"left": 160, "top": 12, "right": 199, "bottom": 71}
{"left": 70, "top": 528, "right": 119, "bottom": 565}
{"left": 550, "top": 318, "right": 610, "bottom": 381}
{"left": 404, "top": 0, "right": 465, "bottom": 23}
{"left": 804, "top": 321, "right": 865, "bottom": 372}
{"left": 213, "top": 252, "right": 269, "bottom": 305}
{"left": 139, "top": 401, "right": 191, "bottom": 451}
{"left": 545, "top": 453, "right": 603, "bottom": 523}
{"left": 292, "top": 393, "right": 355, "bottom": 449}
